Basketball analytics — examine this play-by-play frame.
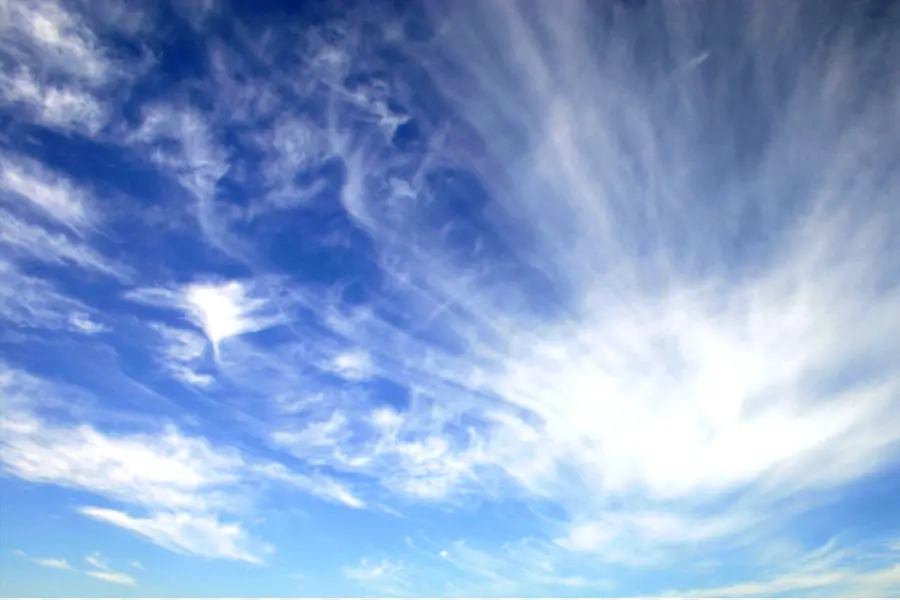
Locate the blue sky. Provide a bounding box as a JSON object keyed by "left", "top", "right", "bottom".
{"left": 1, "top": 0, "right": 900, "bottom": 596}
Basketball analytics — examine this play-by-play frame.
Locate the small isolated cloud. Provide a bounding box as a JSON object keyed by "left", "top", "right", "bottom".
{"left": 86, "top": 570, "right": 136, "bottom": 586}
{"left": 33, "top": 557, "right": 72, "bottom": 570}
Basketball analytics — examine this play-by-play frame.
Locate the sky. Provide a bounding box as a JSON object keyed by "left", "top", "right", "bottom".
{"left": 1, "top": 0, "right": 899, "bottom": 597}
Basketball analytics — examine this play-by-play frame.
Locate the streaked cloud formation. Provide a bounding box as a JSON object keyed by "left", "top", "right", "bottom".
{"left": 1, "top": 0, "right": 898, "bottom": 596}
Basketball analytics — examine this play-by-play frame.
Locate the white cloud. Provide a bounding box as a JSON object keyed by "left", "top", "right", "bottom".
{"left": 0, "top": 416, "right": 245, "bottom": 514}
{"left": 0, "top": 68, "right": 107, "bottom": 134}
{"left": 13, "top": 550, "right": 73, "bottom": 571}
{"left": 33, "top": 557, "right": 72, "bottom": 570}
{"left": 84, "top": 552, "right": 110, "bottom": 572}
{"left": 86, "top": 569, "right": 136, "bottom": 586}
{"left": 129, "top": 560, "right": 144, "bottom": 570}
{"left": 79, "top": 507, "right": 268, "bottom": 564}
{"left": 0, "top": 0, "right": 152, "bottom": 138}
{"left": 250, "top": 462, "right": 366, "bottom": 509}
{"left": 554, "top": 511, "right": 753, "bottom": 566}
{"left": 235, "top": 0, "right": 900, "bottom": 565}
{"left": 184, "top": 281, "right": 283, "bottom": 351}
{"left": 0, "top": 365, "right": 366, "bottom": 563}
{"left": 0, "top": 0, "right": 114, "bottom": 85}
{"left": 151, "top": 325, "right": 215, "bottom": 387}
{"left": 0, "top": 209, "right": 128, "bottom": 280}
{"left": 126, "top": 279, "right": 284, "bottom": 355}
{"left": 2, "top": 0, "right": 898, "bottom": 588}
{"left": 668, "top": 537, "right": 900, "bottom": 597}
{"left": 381, "top": 536, "right": 612, "bottom": 596}
{"left": 326, "top": 349, "right": 375, "bottom": 381}
{"left": 0, "top": 154, "right": 96, "bottom": 232}
{"left": 68, "top": 312, "right": 107, "bottom": 334}
{"left": 344, "top": 557, "right": 405, "bottom": 581}
{"left": 0, "top": 259, "right": 105, "bottom": 334}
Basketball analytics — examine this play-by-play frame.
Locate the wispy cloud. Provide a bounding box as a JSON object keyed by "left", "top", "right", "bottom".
{"left": 204, "top": 0, "right": 900, "bottom": 566}
{"left": 82, "top": 552, "right": 137, "bottom": 587}
{"left": 0, "top": 0, "right": 898, "bottom": 594}
{"left": 0, "top": 0, "right": 151, "bottom": 136}
{"left": 343, "top": 557, "right": 411, "bottom": 595}
{"left": 0, "top": 259, "right": 106, "bottom": 334}
{"left": 80, "top": 507, "right": 267, "bottom": 564}
{"left": 86, "top": 569, "right": 136, "bottom": 587}
{"left": 0, "top": 154, "right": 97, "bottom": 232}
{"left": 13, "top": 549, "right": 73, "bottom": 571}
{"left": 33, "top": 557, "right": 72, "bottom": 570}
{"left": 667, "top": 536, "right": 900, "bottom": 597}
{"left": 0, "top": 68, "right": 106, "bottom": 134}
{"left": 0, "top": 364, "right": 364, "bottom": 564}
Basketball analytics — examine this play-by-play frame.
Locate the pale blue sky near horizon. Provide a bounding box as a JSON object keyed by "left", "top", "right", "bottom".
{"left": 1, "top": 0, "right": 900, "bottom": 597}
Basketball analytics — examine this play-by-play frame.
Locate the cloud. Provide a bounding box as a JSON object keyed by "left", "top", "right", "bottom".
{"left": 150, "top": 325, "right": 215, "bottom": 388}
{"left": 0, "top": 364, "right": 367, "bottom": 564}
{"left": 79, "top": 507, "right": 266, "bottom": 564}
{"left": 33, "top": 557, "right": 72, "bottom": 570}
{"left": 325, "top": 349, "right": 376, "bottom": 381}
{"left": 0, "top": 154, "right": 97, "bottom": 232}
{"left": 253, "top": 462, "right": 366, "bottom": 509}
{"left": 214, "top": 0, "right": 900, "bottom": 566}
{"left": 82, "top": 552, "right": 137, "bottom": 586}
{"left": 0, "top": 416, "right": 245, "bottom": 514}
{"left": 361, "top": 535, "right": 612, "bottom": 596}
{"left": 86, "top": 569, "right": 136, "bottom": 586}
{"left": 0, "top": 0, "right": 151, "bottom": 137}
{"left": 0, "top": 0, "right": 114, "bottom": 85}
{"left": 12, "top": 549, "right": 73, "bottom": 571}
{"left": 85, "top": 553, "right": 107, "bottom": 571}
{"left": 1, "top": 0, "right": 899, "bottom": 592}
{"left": 344, "top": 557, "right": 405, "bottom": 581}
{"left": 0, "top": 210, "right": 129, "bottom": 280}
{"left": 343, "top": 557, "right": 411, "bottom": 594}
{"left": 554, "top": 511, "right": 753, "bottom": 564}
{"left": 0, "top": 259, "right": 106, "bottom": 334}
{"left": 0, "top": 68, "right": 106, "bottom": 134}
{"left": 126, "top": 280, "right": 284, "bottom": 355}
{"left": 667, "top": 536, "right": 900, "bottom": 597}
